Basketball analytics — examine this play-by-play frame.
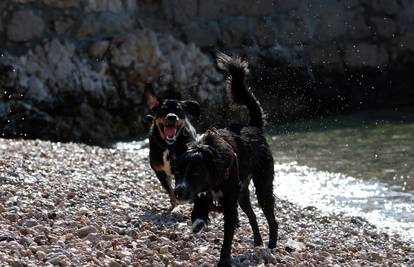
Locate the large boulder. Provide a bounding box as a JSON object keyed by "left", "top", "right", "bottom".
{"left": 7, "top": 10, "right": 45, "bottom": 42}
{"left": 0, "top": 30, "right": 224, "bottom": 145}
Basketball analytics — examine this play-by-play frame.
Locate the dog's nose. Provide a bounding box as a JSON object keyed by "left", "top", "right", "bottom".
{"left": 166, "top": 113, "right": 178, "bottom": 121}
{"left": 174, "top": 184, "right": 186, "bottom": 200}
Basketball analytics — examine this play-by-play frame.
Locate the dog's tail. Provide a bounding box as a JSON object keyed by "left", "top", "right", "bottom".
{"left": 217, "top": 53, "right": 264, "bottom": 129}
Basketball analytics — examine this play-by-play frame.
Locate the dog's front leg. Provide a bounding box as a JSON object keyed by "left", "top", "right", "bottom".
{"left": 155, "top": 171, "right": 177, "bottom": 209}
{"left": 218, "top": 194, "right": 238, "bottom": 267}
{"left": 191, "top": 194, "right": 211, "bottom": 233}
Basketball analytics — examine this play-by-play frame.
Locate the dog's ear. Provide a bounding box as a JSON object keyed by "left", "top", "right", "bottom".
{"left": 182, "top": 100, "right": 200, "bottom": 117}
{"left": 144, "top": 83, "right": 160, "bottom": 110}
{"left": 144, "top": 114, "right": 154, "bottom": 124}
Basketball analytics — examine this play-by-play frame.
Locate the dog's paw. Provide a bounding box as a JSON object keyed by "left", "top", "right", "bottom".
{"left": 192, "top": 219, "right": 206, "bottom": 234}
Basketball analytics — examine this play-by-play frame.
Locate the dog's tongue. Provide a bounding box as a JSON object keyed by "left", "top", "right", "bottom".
{"left": 164, "top": 126, "right": 177, "bottom": 138}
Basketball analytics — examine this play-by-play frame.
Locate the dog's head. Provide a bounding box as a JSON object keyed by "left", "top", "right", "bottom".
{"left": 173, "top": 144, "right": 217, "bottom": 201}
{"left": 174, "top": 134, "right": 236, "bottom": 201}
{"left": 144, "top": 84, "right": 200, "bottom": 144}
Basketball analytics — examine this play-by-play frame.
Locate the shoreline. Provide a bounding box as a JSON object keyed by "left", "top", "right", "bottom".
{"left": 0, "top": 138, "right": 413, "bottom": 266}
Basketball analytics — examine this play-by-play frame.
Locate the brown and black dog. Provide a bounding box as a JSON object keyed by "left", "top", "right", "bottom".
{"left": 144, "top": 84, "right": 200, "bottom": 209}
{"left": 173, "top": 54, "right": 278, "bottom": 266}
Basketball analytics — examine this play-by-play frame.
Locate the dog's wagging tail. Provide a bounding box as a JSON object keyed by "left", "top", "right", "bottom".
{"left": 217, "top": 52, "right": 264, "bottom": 130}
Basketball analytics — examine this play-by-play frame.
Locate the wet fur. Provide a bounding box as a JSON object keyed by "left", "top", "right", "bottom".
{"left": 145, "top": 84, "right": 199, "bottom": 208}
{"left": 174, "top": 54, "right": 278, "bottom": 266}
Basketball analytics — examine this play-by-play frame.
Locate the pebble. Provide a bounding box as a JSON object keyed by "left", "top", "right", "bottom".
{"left": 18, "top": 237, "right": 32, "bottom": 246}
{"left": 0, "top": 138, "right": 412, "bottom": 267}
{"left": 48, "top": 253, "right": 68, "bottom": 265}
{"left": 179, "top": 251, "right": 191, "bottom": 260}
{"left": 159, "top": 245, "right": 169, "bottom": 254}
{"left": 47, "top": 211, "right": 57, "bottom": 220}
{"left": 285, "top": 239, "right": 306, "bottom": 252}
{"left": 85, "top": 233, "right": 101, "bottom": 243}
{"left": 77, "top": 207, "right": 90, "bottom": 216}
{"left": 76, "top": 226, "right": 97, "bottom": 238}
{"left": 11, "top": 261, "right": 24, "bottom": 267}
{"left": 36, "top": 251, "right": 47, "bottom": 261}
{"left": 6, "top": 213, "right": 18, "bottom": 222}
{"left": 108, "top": 260, "right": 122, "bottom": 267}
{"left": 22, "top": 219, "right": 38, "bottom": 228}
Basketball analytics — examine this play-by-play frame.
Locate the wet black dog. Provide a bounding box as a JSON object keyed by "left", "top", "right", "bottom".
{"left": 144, "top": 84, "right": 200, "bottom": 209}
{"left": 173, "top": 54, "right": 278, "bottom": 266}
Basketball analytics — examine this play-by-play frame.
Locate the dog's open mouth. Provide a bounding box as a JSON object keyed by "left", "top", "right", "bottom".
{"left": 163, "top": 124, "right": 178, "bottom": 142}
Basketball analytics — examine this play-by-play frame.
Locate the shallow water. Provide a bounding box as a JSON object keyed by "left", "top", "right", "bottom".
{"left": 269, "top": 108, "right": 414, "bottom": 241}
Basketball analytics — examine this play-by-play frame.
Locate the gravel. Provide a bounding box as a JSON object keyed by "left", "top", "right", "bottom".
{"left": 0, "top": 138, "right": 413, "bottom": 266}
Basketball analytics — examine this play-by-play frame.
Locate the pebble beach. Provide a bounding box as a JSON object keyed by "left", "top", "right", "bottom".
{"left": 0, "top": 138, "right": 413, "bottom": 266}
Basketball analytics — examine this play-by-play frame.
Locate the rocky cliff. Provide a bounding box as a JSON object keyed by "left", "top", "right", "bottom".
{"left": 1, "top": 0, "right": 414, "bottom": 144}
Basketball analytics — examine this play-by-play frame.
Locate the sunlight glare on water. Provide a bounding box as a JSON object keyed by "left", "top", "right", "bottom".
{"left": 273, "top": 161, "right": 414, "bottom": 242}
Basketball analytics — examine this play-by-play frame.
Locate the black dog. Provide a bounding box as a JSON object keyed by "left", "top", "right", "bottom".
{"left": 173, "top": 54, "right": 278, "bottom": 266}
{"left": 144, "top": 84, "right": 200, "bottom": 209}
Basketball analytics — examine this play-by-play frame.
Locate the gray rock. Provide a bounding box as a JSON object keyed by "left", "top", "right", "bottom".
{"left": 345, "top": 43, "right": 388, "bottom": 67}
{"left": 372, "top": 17, "right": 397, "bottom": 38}
{"left": 54, "top": 18, "right": 74, "bottom": 34}
{"left": 254, "top": 19, "right": 277, "bottom": 47}
{"left": 348, "top": 15, "right": 372, "bottom": 39}
{"left": 229, "top": 0, "right": 273, "bottom": 16}
{"left": 310, "top": 46, "right": 342, "bottom": 65}
{"left": 371, "top": 0, "right": 401, "bottom": 15}
{"left": 88, "top": 40, "right": 110, "bottom": 59}
{"left": 273, "top": 0, "right": 302, "bottom": 11}
{"left": 33, "top": 235, "right": 47, "bottom": 245}
{"left": 183, "top": 21, "right": 221, "bottom": 47}
{"left": 11, "top": 261, "right": 24, "bottom": 267}
{"left": 7, "top": 10, "right": 45, "bottom": 42}
{"left": 179, "top": 250, "right": 190, "bottom": 260}
{"left": 86, "top": 0, "right": 124, "bottom": 13}
{"left": 6, "top": 212, "right": 18, "bottom": 222}
{"left": 76, "top": 226, "right": 98, "bottom": 238}
{"left": 315, "top": 6, "right": 348, "bottom": 41}
{"left": 165, "top": 0, "right": 197, "bottom": 25}
{"left": 25, "top": 77, "right": 50, "bottom": 104}
{"left": 108, "top": 260, "right": 122, "bottom": 267}
{"left": 48, "top": 253, "right": 68, "bottom": 265}
{"left": 400, "top": 32, "right": 414, "bottom": 52}
{"left": 36, "top": 250, "right": 47, "bottom": 261}
{"left": 22, "top": 219, "right": 38, "bottom": 228}
{"left": 42, "top": 0, "right": 79, "bottom": 8}
{"left": 199, "top": 0, "right": 226, "bottom": 20}
{"left": 277, "top": 19, "right": 309, "bottom": 45}
{"left": 85, "top": 233, "right": 101, "bottom": 243}
{"left": 285, "top": 239, "right": 306, "bottom": 252}
{"left": 222, "top": 18, "right": 252, "bottom": 47}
